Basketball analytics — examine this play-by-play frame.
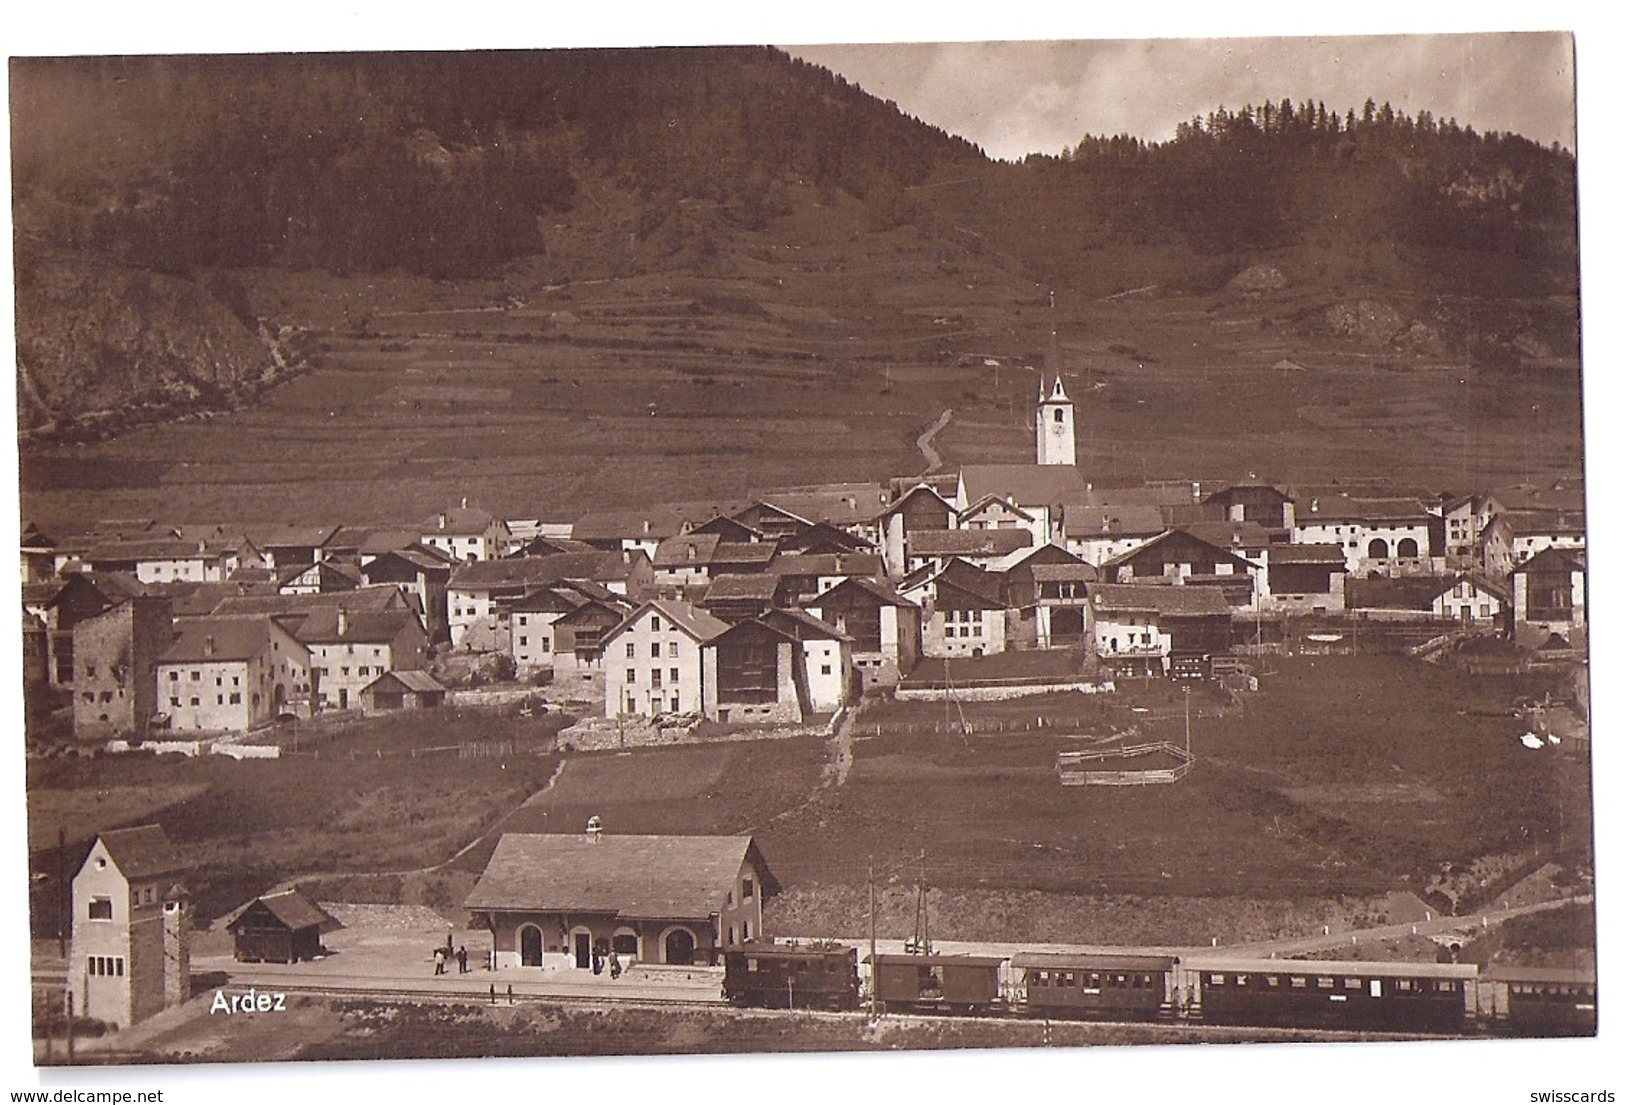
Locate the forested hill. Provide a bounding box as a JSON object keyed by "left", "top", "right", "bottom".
{"left": 10, "top": 48, "right": 1580, "bottom": 436}
{"left": 11, "top": 48, "right": 984, "bottom": 278}
{"left": 1057, "top": 99, "right": 1574, "bottom": 287}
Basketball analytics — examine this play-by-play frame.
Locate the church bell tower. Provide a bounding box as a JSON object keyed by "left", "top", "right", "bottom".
{"left": 1037, "top": 377, "right": 1076, "bottom": 466}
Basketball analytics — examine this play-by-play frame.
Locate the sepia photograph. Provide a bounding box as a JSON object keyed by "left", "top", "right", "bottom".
{"left": 3, "top": 6, "right": 1613, "bottom": 1100}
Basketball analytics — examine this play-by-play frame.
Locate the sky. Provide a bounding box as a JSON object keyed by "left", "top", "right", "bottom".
{"left": 789, "top": 35, "right": 1576, "bottom": 161}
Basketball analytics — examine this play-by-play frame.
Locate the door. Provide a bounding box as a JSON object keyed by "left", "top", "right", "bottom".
{"left": 664, "top": 928, "right": 696, "bottom": 966}
{"left": 520, "top": 925, "right": 543, "bottom": 967}
{"left": 574, "top": 931, "right": 592, "bottom": 969}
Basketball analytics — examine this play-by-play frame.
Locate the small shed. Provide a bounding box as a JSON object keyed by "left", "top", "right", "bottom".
{"left": 226, "top": 889, "right": 339, "bottom": 963}
{"left": 360, "top": 670, "right": 448, "bottom": 715}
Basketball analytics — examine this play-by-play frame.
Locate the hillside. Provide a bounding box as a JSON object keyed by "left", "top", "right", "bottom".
{"left": 9, "top": 47, "right": 1581, "bottom": 444}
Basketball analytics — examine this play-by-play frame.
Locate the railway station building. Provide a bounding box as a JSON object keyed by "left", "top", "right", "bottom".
{"left": 466, "top": 828, "right": 777, "bottom": 971}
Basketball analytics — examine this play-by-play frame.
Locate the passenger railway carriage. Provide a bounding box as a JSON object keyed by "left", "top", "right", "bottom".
{"left": 1478, "top": 966, "right": 1597, "bottom": 1036}
{"left": 1187, "top": 957, "right": 1477, "bottom": 1032}
{"left": 1012, "top": 952, "right": 1179, "bottom": 1020}
{"left": 720, "top": 943, "right": 1593, "bottom": 1038}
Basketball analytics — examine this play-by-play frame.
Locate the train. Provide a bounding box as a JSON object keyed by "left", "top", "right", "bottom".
{"left": 720, "top": 944, "right": 1596, "bottom": 1036}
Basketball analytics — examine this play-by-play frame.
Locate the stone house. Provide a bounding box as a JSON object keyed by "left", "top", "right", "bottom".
{"left": 466, "top": 829, "right": 776, "bottom": 970}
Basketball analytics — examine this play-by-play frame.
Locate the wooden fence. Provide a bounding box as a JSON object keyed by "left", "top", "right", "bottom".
{"left": 1056, "top": 741, "right": 1194, "bottom": 786}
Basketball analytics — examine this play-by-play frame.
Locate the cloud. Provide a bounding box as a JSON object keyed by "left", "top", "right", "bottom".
{"left": 790, "top": 33, "right": 1575, "bottom": 160}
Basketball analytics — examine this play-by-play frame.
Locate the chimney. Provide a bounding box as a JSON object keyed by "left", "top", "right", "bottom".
{"left": 585, "top": 815, "right": 603, "bottom": 842}
{"left": 437, "top": 512, "right": 448, "bottom": 530}
{"left": 642, "top": 519, "right": 652, "bottom": 534}
{"left": 203, "top": 635, "right": 216, "bottom": 658}
{"left": 461, "top": 496, "right": 469, "bottom": 509}
{"left": 337, "top": 606, "right": 349, "bottom": 636}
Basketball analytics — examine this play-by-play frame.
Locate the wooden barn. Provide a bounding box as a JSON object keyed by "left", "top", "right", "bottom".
{"left": 360, "top": 669, "right": 448, "bottom": 715}
{"left": 226, "top": 889, "right": 338, "bottom": 963}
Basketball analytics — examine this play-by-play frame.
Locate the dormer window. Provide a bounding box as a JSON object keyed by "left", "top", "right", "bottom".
{"left": 88, "top": 897, "right": 113, "bottom": 920}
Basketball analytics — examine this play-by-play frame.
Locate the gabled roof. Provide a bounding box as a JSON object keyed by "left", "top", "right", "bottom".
{"left": 808, "top": 575, "right": 919, "bottom": 609}
{"left": 465, "top": 833, "right": 775, "bottom": 918}
{"left": 1503, "top": 507, "right": 1587, "bottom": 536}
{"left": 770, "top": 552, "right": 883, "bottom": 577}
{"left": 753, "top": 483, "right": 892, "bottom": 526}
{"left": 212, "top": 585, "right": 407, "bottom": 618}
{"left": 553, "top": 598, "right": 634, "bottom": 627}
{"left": 762, "top": 608, "right": 852, "bottom": 642}
{"left": 449, "top": 552, "right": 637, "bottom": 591}
{"left": 225, "top": 888, "right": 338, "bottom": 934}
{"left": 505, "top": 587, "right": 588, "bottom": 614}
{"left": 571, "top": 504, "right": 727, "bottom": 543}
{"left": 702, "top": 574, "right": 781, "bottom": 602}
{"left": 1269, "top": 543, "right": 1349, "bottom": 566}
{"left": 1178, "top": 521, "right": 1274, "bottom": 551}
{"left": 365, "top": 544, "right": 457, "bottom": 572}
{"left": 777, "top": 521, "right": 873, "bottom": 554}
{"left": 960, "top": 494, "right": 1035, "bottom": 522}
{"left": 1030, "top": 562, "right": 1098, "bottom": 583}
{"left": 1199, "top": 481, "right": 1293, "bottom": 505}
{"left": 94, "top": 824, "right": 186, "bottom": 881}
{"left": 1065, "top": 504, "right": 1179, "bottom": 539}
{"left": 83, "top": 539, "right": 222, "bottom": 564}
{"left": 881, "top": 482, "right": 960, "bottom": 520}
{"left": 899, "top": 558, "right": 1005, "bottom": 608}
{"left": 1100, "top": 529, "right": 1260, "bottom": 573}
{"left": 160, "top": 616, "right": 294, "bottom": 664}
{"left": 246, "top": 524, "right": 342, "bottom": 550}
{"left": 364, "top": 669, "right": 447, "bottom": 694}
{"left": 1296, "top": 495, "right": 1431, "bottom": 524}
{"left": 1511, "top": 546, "right": 1586, "bottom": 574}
{"left": 1090, "top": 583, "right": 1232, "bottom": 617}
{"left": 653, "top": 533, "right": 722, "bottom": 569}
{"left": 420, "top": 504, "right": 505, "bottom": 537}
{"left": 605, "top": 599, "right": 730, "bottom": 646}
{"left": 292, "top": 606, "right": 422, "bottom": 645}
{"left": 958, "top": 464, "right": 1091, "bottom": 509}
{"left": 906, "top": 529, "right": 1032, "bottom": 558}
{"left": 708, "top": 542, "right": 782, "bottom": 568}
{"left": 357, "top": 529, "right": 436, "bottom": 556}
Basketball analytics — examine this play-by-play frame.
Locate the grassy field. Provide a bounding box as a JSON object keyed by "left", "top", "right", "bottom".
{"left": 767, "top": 656, "right": 1579, "bottom": 902}
{"left": 16, "top": 226, "right": 1584, "bottom": 529}
{"left": 26, "top": 708, "right": 567, "bottom": 924}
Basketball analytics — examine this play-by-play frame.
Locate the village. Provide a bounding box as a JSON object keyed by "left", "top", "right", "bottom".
{"left": 22, "top": 368, "right": 1593, "bottom": 1053}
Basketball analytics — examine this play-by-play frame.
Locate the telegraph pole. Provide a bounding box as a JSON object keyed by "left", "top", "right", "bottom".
{"left": 1184, "top": 684, "right": 1192, "bottom": 758}
{"left": 867, "top": 856, "right": 878, "bottom": 1021}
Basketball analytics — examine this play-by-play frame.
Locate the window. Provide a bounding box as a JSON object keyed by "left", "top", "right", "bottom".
{"left": 190, "top": 671, "right": 200, "bottom": 681}
{"left": 742, "top": 877, "right": 755, "bottom": 900}
{"left": 229, "top": 693, "right": 242, "bottom": 705}
{"left": 216, "top": 695, "right": 224, "bottom": 705}
{"left": 650, "top": 643, "right": 661, "bottom": 658}
{"left": 169, "top": 671, "right": 178, "bottom": 682}
{"left": 822, "top": 665, "right": 832, "bottom": 675}
{"left": 651, "top": 669, "right": 663, "bottom": 688}
{"left": 189, "top": 697, "right": 200, "bottom": 707}
{"left": 670, "top": 694, "right": 679, "bottom": 712}
{"left": 170, "top": 697, "right": 180, "bottom": 708}
{"left": 541, "top": 638, "right": 551, "bottom": 653}
{"left": 626, "top": 669, "right": 637, "bottom": 684}
{"left": 519, "top": 636, "right": 528, "bottom": 647}
{"left": 670, "top": 667, "right": 679, "bottom": 683}
{"left": 651, "top": 616, "right": 662, "bottom": 631}
{"left": 88, "top": 898, "right": 112, "bottom": 920}
{"left": 1316, "top": 976, "right": 1335, "bottom": 990}
{"left": 626, "top": 643, "right": 636, "bottom": 659}
{"left": 668, "top": 641, "right": 678, "bottom": 658}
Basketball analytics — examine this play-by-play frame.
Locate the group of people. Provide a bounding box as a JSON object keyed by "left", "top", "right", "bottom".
{"left": 591, "top": 944, "right": 623, "bottom": 979}
{"left": 432, "top": 933, "right": 471, "bottom": 976}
